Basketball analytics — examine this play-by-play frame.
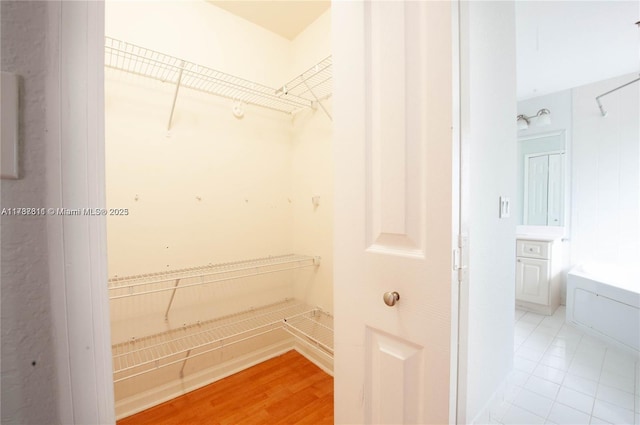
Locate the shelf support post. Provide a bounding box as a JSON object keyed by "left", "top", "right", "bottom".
{"left": 179, "top": 349, "right": 191, "bottom": 379}
{"left": 164, "top": 279, "right": 181, "bottom": 321}
{"left": 302, "top": 79, "right": 332, "bottom": 121}
{"left": 168, "top": 61, "right": 185, "bottom": 130}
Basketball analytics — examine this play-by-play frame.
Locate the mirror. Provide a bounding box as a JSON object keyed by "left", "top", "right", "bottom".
{"left": 517, "top": 131, "right": 566, "bottom": 226}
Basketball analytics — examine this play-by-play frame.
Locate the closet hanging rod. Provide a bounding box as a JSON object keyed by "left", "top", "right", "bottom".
{"left": 108, "top": 254, "right": 320, "bottom": 299}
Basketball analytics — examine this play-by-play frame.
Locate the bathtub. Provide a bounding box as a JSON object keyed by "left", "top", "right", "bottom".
{"left": 566, "top": 263, "right": 640, "bottom": 355}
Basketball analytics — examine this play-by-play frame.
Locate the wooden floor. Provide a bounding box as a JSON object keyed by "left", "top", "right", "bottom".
{"left": 117, "top": 351, "right": 333, "bottom": 425}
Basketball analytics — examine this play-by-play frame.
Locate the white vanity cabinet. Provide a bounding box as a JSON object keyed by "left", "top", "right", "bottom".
{"left": 515, "top": 237, "right": 562, "bottom": 315}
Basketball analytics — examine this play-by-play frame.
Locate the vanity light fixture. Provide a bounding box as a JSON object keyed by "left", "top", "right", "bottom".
{"left": 517, "top": 114, "right": 530, "bottom": 130}
{"left": 536, "top": 108, "right": 551, "bottom": 126}
{"left": 516, "top": 108, "right": 551, "bottom": 130}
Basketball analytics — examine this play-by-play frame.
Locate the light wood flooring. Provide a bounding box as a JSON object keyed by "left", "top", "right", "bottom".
{"left": 117, "top": 350, "right": 334, "bottom": 425}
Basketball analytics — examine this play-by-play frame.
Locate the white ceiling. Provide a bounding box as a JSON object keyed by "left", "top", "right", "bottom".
{"left": 206, "top": 1, "right": 639, "bottom": 100}
{"left": 516, "top": 1, "right": 640, "bottom": 100}
{"left": 207, "top": 0, "right": 330, "bottom": 41}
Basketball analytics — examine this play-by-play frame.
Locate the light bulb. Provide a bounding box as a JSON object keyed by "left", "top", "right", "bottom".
{"left": 536, "top": 109, "right": 551, "bottom": 126}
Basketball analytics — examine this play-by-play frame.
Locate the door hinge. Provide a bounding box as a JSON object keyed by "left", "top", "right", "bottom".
{"left": 454, "top": 234, "right": 468, "bottom": 283}
{"left": 453, "top": 248, "right": 463, "bottom": 283}
{"left": 453, "top": 248, "right": 461, "bottom": 271}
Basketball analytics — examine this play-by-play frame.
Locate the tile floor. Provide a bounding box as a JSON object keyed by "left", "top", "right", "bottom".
{"left": 487, "top": 307, "right": 639, "bottom": 425}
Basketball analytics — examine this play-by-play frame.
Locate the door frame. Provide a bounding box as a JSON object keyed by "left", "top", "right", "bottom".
{"left": 51, "top": 1, "right": 462, "bottom": 423}
{"left": 46, "top": 1, "right": 114, "bottom": 423}
{"left": 450, "top": 0, "right": 462, "bottom": 423}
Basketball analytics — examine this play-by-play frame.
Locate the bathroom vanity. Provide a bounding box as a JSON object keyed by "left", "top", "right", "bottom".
{"left": 515, "top": 235, "right": 563, "bottom": 315}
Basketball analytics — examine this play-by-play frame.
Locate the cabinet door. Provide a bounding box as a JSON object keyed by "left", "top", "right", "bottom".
{"left": 525, "top": 155, "right": 549, "bottom": 226}
{"left": 516, "top": 258, "right": 549, "bottom": 305}
{"left": 547, "top": 153, "right": 564, "bottom": 226}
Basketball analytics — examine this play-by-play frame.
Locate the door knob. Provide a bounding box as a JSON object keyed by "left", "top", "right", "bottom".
{"left": 383, "top": 291, "right": 400, "bottom": 307}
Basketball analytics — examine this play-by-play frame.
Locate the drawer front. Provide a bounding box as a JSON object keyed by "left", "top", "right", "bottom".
{"left": 517, "top": 240, "right": 550, "bottom": 259}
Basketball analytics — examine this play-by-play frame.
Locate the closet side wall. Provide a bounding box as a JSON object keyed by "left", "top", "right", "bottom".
{"left": 290, "top": 10, "right": 334, "bottom": 314}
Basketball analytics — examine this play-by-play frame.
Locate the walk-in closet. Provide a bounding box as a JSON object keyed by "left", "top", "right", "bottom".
{"left": 104, "top": 1, "right": 333, "bottom": 419}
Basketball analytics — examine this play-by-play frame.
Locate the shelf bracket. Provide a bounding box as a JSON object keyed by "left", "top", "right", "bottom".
{"left": 164, "top": 279, "right": 181, "bottom": 321}
{"left": 179, "top": 349, "right": 191, "bottom": 379}
{"left": 302, "top": 79, "right": 332, "bottom": 121}
{"left": 168, "top": 61, "right": 185, "bottom": 130}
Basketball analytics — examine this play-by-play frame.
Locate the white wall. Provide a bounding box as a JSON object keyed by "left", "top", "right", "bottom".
{"left": 105, "top": 1, "right": 334, "bottom": 314}
{"left": 105, "top": 76, "right": 294, "bottom": 277}
{"left": 290, "top": 10, "right": 331, "bottom": 78}
{"left": 290, "top": 10, "right": 333, "bottom": 314}
{"left": 105, "top": 1, "right": 291, "bottom": 88}
{"left": 459, "top": 1, "right": 517, "bottom": 423}
{"left": 105, "top": 1, "right": 298, "bottom": 278}
{"left": 517, "top": 72, "right": 640, "bottom": 294}
{"left": 105, "top": 2, "right": 298, "bottom": 362}
{"left": 106, "top": 1, "right": 334, "bottom": 414}
{"left": 571, "top": 72, "right": 639, "bottom": 265}
{"left": 0, "top": 2, "right": 58, "bottom": 423}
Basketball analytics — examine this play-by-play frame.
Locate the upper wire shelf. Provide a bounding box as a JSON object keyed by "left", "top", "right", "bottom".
{"left": 278, "top": 56, "right": 332, "bottom": 102}
{"left": 108, "top": 254, "right": 320, "bottom": 300}
{"left": 104, "top": 37, "right": 332, "bottom": 116}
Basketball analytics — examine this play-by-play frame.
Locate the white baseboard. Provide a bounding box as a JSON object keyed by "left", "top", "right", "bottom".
{"left": 469, "top": 375, "right": 509, "bottom": 425}
{"left": 293, "top": 340, "right": 334, "bottom": 376}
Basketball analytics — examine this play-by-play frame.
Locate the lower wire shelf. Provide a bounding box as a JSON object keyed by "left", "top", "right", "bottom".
{"left": 112, "top": 298, "right": 333, "bottom": 383}
{"left": 284, "top": 310, "right": 334, "bottom": 359}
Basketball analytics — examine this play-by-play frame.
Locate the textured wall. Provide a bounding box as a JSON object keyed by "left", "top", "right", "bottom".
{"left": 0, "top": 2, "right": 58, "bottom": 423}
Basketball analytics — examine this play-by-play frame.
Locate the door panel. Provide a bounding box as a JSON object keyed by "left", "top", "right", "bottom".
{"left": 366, "top": 328, "right": 423, "bottom": 424}
{"left": 366, "top": 1, "right": 426, "bottom": 258}
{"left": 333, "top": 1, "right": 454, "bottom": 423}
{"left": 526, "top": 155, "right": 549, "bottom": 225}
{"left": 547, "top": 153, "right": 564, "bottom": 225}
{"left": 516, "top": 258, "right": 549, "bottom": 305}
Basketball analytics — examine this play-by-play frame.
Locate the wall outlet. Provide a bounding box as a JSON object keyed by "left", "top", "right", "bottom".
{"left": 499, "top": 196, "right": 511, "bottom": 218}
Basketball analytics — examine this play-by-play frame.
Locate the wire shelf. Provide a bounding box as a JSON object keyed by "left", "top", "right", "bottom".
{"left": 284, "top": 309, "right": 334, "bottom": 356}
{"left": 108, "top": 254, "right": 320, "bottom": 300}
{"left": 112, "top": 299, "right": 332, "bottom": 382}
{"left": 105, "top": 37, "right": 332, "bottom": 115}
{"left": 277, "top": 56, "right": 333, "bottom": 102}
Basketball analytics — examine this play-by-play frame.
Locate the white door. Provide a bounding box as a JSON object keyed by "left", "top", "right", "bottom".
{"left": 526, "top": 155, "right": 549, "bottom": 225}
{"left": 333, "top": 1, "right": 455, "bottom": 424}
{"left": 515, "top": 258, "right": 549, "bottom": 305}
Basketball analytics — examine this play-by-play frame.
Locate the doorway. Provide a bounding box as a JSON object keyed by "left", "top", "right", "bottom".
{"left": 52, "top": 1, "right": 462, "bottom": 423}
{"left": 104, "top": 1, "right": 334, "bottom": 420}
